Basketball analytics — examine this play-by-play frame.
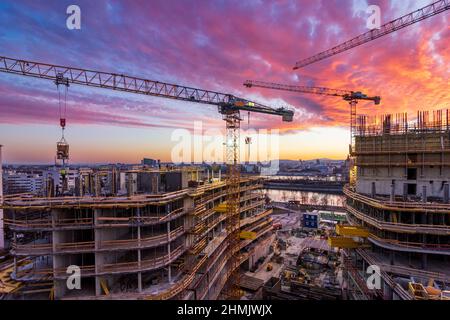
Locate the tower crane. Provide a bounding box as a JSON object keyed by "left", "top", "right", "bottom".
{"left": 293, "top": 0, "right": 449, "bottom": 69}
{"left": 243, "top": 80, "right": 380, "bottom": 137}
{"left": 0, "top": 56, "right": 294, "bottom": 299}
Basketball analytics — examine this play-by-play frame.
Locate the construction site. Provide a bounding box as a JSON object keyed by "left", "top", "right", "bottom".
{"left": 339, "top": 110, "right": 450, "bottom": 300}
{"left": 1, "top": 167, "right": 276, "bottom": 299}
{"left": 0, "top": 0, "right": 449, "bottom": 302}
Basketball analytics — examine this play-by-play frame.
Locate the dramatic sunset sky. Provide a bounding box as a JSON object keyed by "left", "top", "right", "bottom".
{"left": 0, "top": 0, "right": 448, "bottom": 164}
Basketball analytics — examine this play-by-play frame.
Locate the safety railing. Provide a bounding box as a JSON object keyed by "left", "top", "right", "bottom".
{"left": 345, "top": 203, "right": 450, "bottom": 236}
{"left": 368, "top": 233, "right": 450, "bottom": 254}
{"left": 4, "top": 217, "right": 93, "bottom": 230}
{"left": 344, "top": 185, "right": 450, "bottom": 213}
{"left": 51, "top": 245, "right": 185, "bottom": 278}
{"left": 12, "top": 227, "right": 185, "bottom": 255}
{"left": 6, "top": 208, "right": 186, "bottom": 231}
{"left": 2, "top": 189, "right": 188, "bottom": 210}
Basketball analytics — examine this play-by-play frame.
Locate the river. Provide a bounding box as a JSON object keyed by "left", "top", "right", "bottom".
{"left": 263, "top": 189, "right": 345, "bottom": 207}
{"left": 261, "top": 175, "right": 345, "bottom": 182}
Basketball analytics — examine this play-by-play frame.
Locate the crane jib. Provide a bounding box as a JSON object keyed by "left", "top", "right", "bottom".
{"left": 293, "top": 0, "right": 449, "bottom": 69}
{"left": 0, "top": 56, "right": 293, "bottom": 122}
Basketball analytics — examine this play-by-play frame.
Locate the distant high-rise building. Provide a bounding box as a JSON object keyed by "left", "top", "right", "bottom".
{"left": 141, "top": 158, "right": 158, "bottom": 167}
{"left": 3, "top": 171, "right": 44, "bottom": 195}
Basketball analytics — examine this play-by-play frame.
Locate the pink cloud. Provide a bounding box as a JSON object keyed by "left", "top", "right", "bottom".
{"left": 0, "top": 0, "right": 448, "bottom": 137}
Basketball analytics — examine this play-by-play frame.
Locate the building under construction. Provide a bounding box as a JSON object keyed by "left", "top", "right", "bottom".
{"left": 342, "top": 109, "right": 450, "bottom": 300}
{"left": 1, "top": 167, "right": 274, "bottom": 300}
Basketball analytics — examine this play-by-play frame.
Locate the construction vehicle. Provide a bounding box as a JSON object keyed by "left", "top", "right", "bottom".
{"left": 408, "top": 279, "right": 450, "bottom": 300}
{"left": 408, "top": 282, "right": 429, "bottom": 300}
{"left": 0, "top": 55, "right": 294, "bottom": 300}
{"left": 293, "top": 0, "right": 450, "bottom": 69}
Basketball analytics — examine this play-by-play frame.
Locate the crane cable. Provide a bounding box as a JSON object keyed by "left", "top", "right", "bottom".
{"left": 57, "top": 83, "right": 68, "bottom": 141}
{"left": 245, "top": 111, "right": 252, "bottom": 163}
{"left": 56, "top": 81, "right": 69, "bottom": 194}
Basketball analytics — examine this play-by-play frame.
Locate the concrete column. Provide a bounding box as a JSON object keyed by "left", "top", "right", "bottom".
{"left": 137, "top": 207, "right": 142, "bottom": 293}
{"left": 12, "top": 209, "right": 17, "bottom": 274}
{"left": 390, "top": 181, "right": 395, "bottom": 202}
{"left": 218, "top": 169, "right": 221, "bottom": 181}
{"left": 444, "top": 183, "right": 449, "bottom": 203}
{"left": 167, "top": 220, "right": 172, "bottom": 283}
{"left": 422, "top": 185, "right": 427, "bottom": 203}
{"left": 53, "top": 209, "right": 70, "bottom": 299}
{"left": 371, "top": 182, "right": 376, "bottom": 198}
{"left": 94, "top": 209, "right": 101, "bottom": 296}
{"left": 0, "top": 145, "right": 4, "bottom": 250}
{"left": 403, "top": 183, "right": 408, "bottom": 201}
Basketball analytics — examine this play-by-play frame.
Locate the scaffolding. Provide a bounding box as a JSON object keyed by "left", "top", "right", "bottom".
{"left": 2, "top": 173, "right": 272, "bottom": 300}
{"left": 356, "top": 109, "right": 450, "bottom": 137}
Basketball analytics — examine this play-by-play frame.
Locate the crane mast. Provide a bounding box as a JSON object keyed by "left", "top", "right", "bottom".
{"left": 0, "top": 56, "right": 294, "bottom": 300}
{"left": 244, "top": 79, "right": 380, "bottom": 192}
{"left": 293, "top": 0, "right": 449, "bottom": 69}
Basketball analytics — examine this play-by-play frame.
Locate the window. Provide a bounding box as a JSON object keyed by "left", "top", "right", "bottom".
{"left": 407, "top": 168, "right": 417, "bottom": 180}
{"left": 407, "top": 183, "right": 417, "bottom": 195}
